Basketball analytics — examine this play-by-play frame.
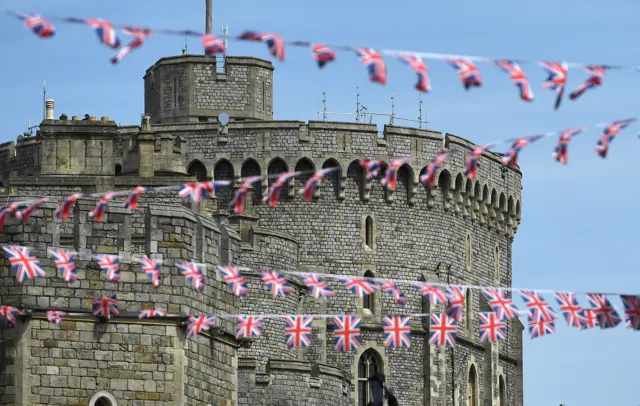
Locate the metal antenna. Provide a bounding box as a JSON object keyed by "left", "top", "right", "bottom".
{"left": 42, "top": 78, "right": 46, "bottom": 120}
{"left": 390, "top": 92, "right": 395, "bottom": 125}
{"left": 221, "top": 26, "right": 229, "bottom": 54}
{"left": 418, "top": 93, "right": 423, "bottom": 129}
{"left": 205, "top": 0, "right": 213, "bottom": 34}
{"left": 182, "top": 37, "right": 188, "bottom": 55}
{"left": 355, "top": 87, "right": 360, "bottom": 122}
{"left": 322, "top": 88, "right": 327, "bottom": 121}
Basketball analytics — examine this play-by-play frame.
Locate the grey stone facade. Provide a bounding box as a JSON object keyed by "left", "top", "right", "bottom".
{"left": 0, "top": 54, "right": 524, "bottom": 406}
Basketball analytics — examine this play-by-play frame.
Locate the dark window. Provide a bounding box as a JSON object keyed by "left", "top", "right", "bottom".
{"left": 365, "top": 216, "right": 373, "bottom": 249}
{"left": 114, "top": 164, "right": 122, "bottom": 176}
{"left": 358, "top": 350, "right": 382, "bottom": 406}
{"left": 363, "top": 270, "right": 375, "bottom": 313}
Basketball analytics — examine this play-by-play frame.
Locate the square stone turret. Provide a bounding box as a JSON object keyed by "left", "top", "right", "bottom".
{"left": 143, "top": 55, "right": 274, "bottom": 124}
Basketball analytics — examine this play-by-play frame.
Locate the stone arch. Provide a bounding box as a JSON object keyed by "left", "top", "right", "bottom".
{"left": 114, "top": 163, "right": 122, "bottom": 176}
{"left": 396, "top": 163, "right": 412, "bottom": 203}
{"left": 467, "top": 364, "right": 478, "bottom": 406}
{"left": 352, "top": 343, "right": 389, "bottom": 406}
{"left": 482, "top": 185, "right": 489, "bottom": 204}
{"left": 515, "top": 199, "right": 521, "bottom": 223}
{"left": 295, "top": 157, "right": 315, "bottom": 191}
{"left": 267, "top": 157, "right": 288, "bottom": 180}
{"left": 507, "top": 196, "right": 515, "bottom": 229}
{"left": 214, "top": 159, "right": 235, "bottom": 212}
{"left": 346, "top": 160, "right": 363, "bottom": 201}
{"left": 89, "top": 391, "right": 117, "bottom": 406}
{"left": 498, "top": 374, "right": 506, "bottom": 406}
{"left": 490, "top": 189, "right": 497, "bottom": 208}
{"left": 187, "top": 159, "right": 208, "bottom": 182}
{"left": 454, "top": 173, "right": 464, "bottom": 213}
{"left": 498, "top": 192, "right": 507, "bottom": 225}
{"left": 438, "top": 169, "right": 452, "bottom": 210}
{"left": 362, "top": 269, "right": 375, "bottom": 314}
{"left": 241, "top": 158, "right": 262, "bottom": 208}
{"left": 321, "top": 158, "right": 342, "bottom": 199}
{"left": 464, "top": 178, "right": 473, "bottom": 217}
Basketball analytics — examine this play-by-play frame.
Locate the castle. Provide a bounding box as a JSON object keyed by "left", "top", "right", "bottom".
{"left": 0, "top": 53, "right": 525, "bottom": 406}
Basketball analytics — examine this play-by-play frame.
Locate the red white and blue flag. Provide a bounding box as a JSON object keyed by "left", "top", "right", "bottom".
{"left": 202, "top": 34, "right": 226, "bottom": 55}
{"left": 260, "top": 270, "right": 293, "bottom": 297}
{"left": 355, "top": 48, "right": 387, "bottom": 85}
{"left": 397, "top": 53, "right": 430, "bottom": 92}
{"left": 15, "top": 198, "right": 49, "bottom": 222}
{"left": 217, "top": 265, "right": 249, "bottom": 297}
{"left": 300, "top": 273, "right": 334, "bottom": 299}
{"left": 380, "top": 158, "right": 411, "bottom": 192}
{"left": 414, "top": 282, "right": 447, "bottom": 305}
{"left": 85, "top": 18, "right": 121, "bottom": 49}
{"left": 420, "top": 150, "right": 454, "bottom": 188}
{"left": 46, "top": 310, "right": 67, "bottom": 325}
{"left": 333, "top": 316, "right": 361, "bottom": 352}
{"left": 383, "top": 316, "right": 411, "bottom": 348}
{"left": 527, "top": 311, "right": 555, "bottom": 339}
{"left": 299, "top": 167, "right": 337, "bottom": 201}
{"left": 0, "top": 305, "right": 22, "bottom": 327}
{"left": 360, "top": 159, "right": 386, "bottom": 182}
{"left": 595, "top": 118, "right": 636, "bottom": 159}
{"left": 122, "top": 186, "right": 147, "bottom": 211}
{"left": 340, "top": 277, "right": 379, "bottom": 298}
{"left": 552, "top": 127, "right": 584, "bottom": 165}
{"left": 501, "top": 135, "right": 543, "bottom": 169}
{"left": 285, "top": 316, "right": 313, "bottom": 349}
{"left": 446, "top": 58, "right": 482, "bottom": 90}
{"left": 111, "top": 27, "right": 152, "bottom": 64}
{"left": 179, "top": 181, "right": 214, "bottom": 202}
{"left": 482, "top": 288, "right": 520, "bottom": 321}
{"left": 48, "top": 249, "right": 77, "bottom": 286}
{"left": 553, "top": 292, "right": 583, "bottom": 329}
{"left": 539, "top": 61, "right": 568, "bottom": 109}
{"left": 137, "top": 258, "right": 161, "bottom": 290}
{"left": 379, "top": 280, "right": 407, "bottom": 305}
{"left": 54, "top": 193, "right": 83, "bottom": 219}
{"left": 88, "top": 192, "right": 117, "bottom": 222}
{"left": 520, "top": 290, "right": 557, "bottom": 322}
{"left": 585, "top": 293, "right": 622, "bottom": 329}
{"left": 263, "top": 172, "right": 296, "bottom": 208}
{"left": 570, "top": 66, "right": 606, "bottom": 101}
{"left": 186, "top": 314, "right": 215, "bottom": 339}
{"left": 494, "top": 60, "right": 533, "bottom": 101}
{"left": 2, "top": 245, "right": 46, "bottom": 282}
{"left": 139, "top": 309, "right": 166, "bottom": 319}
{"left": 0, "top": 202, "right": 23, "bottom": 230}
{"left": 15, "top": 13, "right": 55, "bottom": 38}
{"left": 231, "top": 176, "right": 263, "bottom": 214}
{"left": 578, "top": 308, "right": 598, "bottom": 331}
{"left": 428, "top": 313, "right": 457, "bottom": 348}
{"left": 177, "top": 262, "right": 205, "bottom": 292}
{"left": 238, "top": 31, "right": 285, "bottom": 61}
{"left": 619, "top": 295, "right": 640, "bottom": 331}
{"left": 464, "top": 144, "right": 494, "bottom": 180}
{"left": 91, "top": 296, "right": 119, "bottom": 319}
{"left": 478, "top": 312, "right": 506, "bottom": 343}
{"left": 444, "top": 286, "right": 466, "bottom": 322}
{"left": 93, "top": 254, "right": 120, "bottom": 282}
{"left": 236, "top": 315, "right": 264, "bottom": 339}
{"left": 312, "top": 44, "right": 336, "bottom": 68}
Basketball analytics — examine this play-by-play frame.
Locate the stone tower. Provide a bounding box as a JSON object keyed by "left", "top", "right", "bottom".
{"left": 0, "top": 54, "right": 524, "bottom": 406}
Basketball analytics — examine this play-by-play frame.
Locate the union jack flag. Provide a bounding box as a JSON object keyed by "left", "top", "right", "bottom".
{"left": 444, "top": 286, "right": 466, "bottom": 322}
{"left": 420, "top": 150, "right": 455, "bottom": 188}
{"left": 360, "top": 159, "right": 386, "bottom": 182}
{"left": 137, "top": 258, "right": 161, "bottom": 290}
{"left": 339, "top": 277, "right": 379, "bottom": 298}
{"left": 0, "top": 202, "right": 23, "bottom": 230}
{"left": 554, "top": 292, "right": 583, "bottom": 328}
{"left": 552, "top": 127, "right": 584, "bottom": 165}
{"left": 15, "top": 13, "right": 55, "bottom": 38}
{"left": 578, "top": 308, "right": 598, "bottom": 331}
{"left": 93, "top": 254, "right": 120, "bottom": 282}
{"left": 494, "top": 60, "right": 533, "bottom": 101}
{"left": 88, "top": 192, "right": 117, "bottom": 222}
{"left": 0, "top": 305, "right": 22, "bottom": 327}
{"left": 236, "top": 315, "right": 264, "bottom": 339}
{"left": 585, "top": 293, "right": 622, "bottom": 329}
{"left": 46, "top": 310, "right": 67, "bottom": 325}
{"left": 217, "top": 266, "right": 248, "bottom": 297}
{"left": 446, "top": 58, "right": 482, "bottom": 90}
{"left": 519, "top": 290, "right": 556, "bottom": 322}
{"left": 202, "top": 34, "right": 226, "bottom": 55}
{"left": 380, "top": 158, "right": 411, "bottom": 192}
{"left": 378, "top": 280, "right": 407, "bottom": 305}
{"left": 179, "top": 181, "right": 214, "bottom": 202}
{"left": 619, "top": 295, "right": 640, "bottom": 330}
{"left": 501, "top": 135, "right": 543, "bottom": 169}
{"left": 527, "top": 312, "right": 555, "bottom": 339}
{"left": 186, "top": 314, "right": 215, "bottom": 339}
{"left": 299, "top": 167, "right": 337, "bottom": 201}
{"left": 91, "top": 296, "right": 119, "bottom": 319}
{"left": 48, "top": 249, "right": 77, "bottom": 286}
{"left": 478, "top": 312, "right": 507, "bottom": 343}
{"left": 285, "top": 316, "right": 313, "bottom": 348}
{"left": 397, "top": 53, "right": 430, "bottom": 92}
{"left": 414, "top": 282, "right": 447, "bottom": 305}
{"left": 231, "top": 176, "right": 263, "bottom": 214}
{"left": 238, "top": 31, "right": 285, "bottom": 61}
{"left": 464, "top": 144, "right": 493, "bottom": 180}
{"left": 383, "top": 316, "right": 411, "bottom": 348}
{"left": 139, "top": 309, "right": 166, "bottom": 319}
{"left": 260, "top": 270, "right": 293, "bottom": 297}
{"left": 595, "top": 118, "right": 636, "bottom": 158}
{"left": 177, "top": 262, "right": 205, "bottom": 292}
{"left": 312, "top": 44, "right": 336, "bottom": 68}
{"left": 263, "top": 172, "right": 296, "bottom": 208}
{"left": 355, "top": 48, "right": 387, "bottom": 85}
{"left": 15, "top": 198, "right": 49, "bottom": 222}
{"left": 539, "top": 61, "right": 568, "bottom": 109}
{"left": 111, "top": 26, "right": 152, "bottom": 64}
{"left": 300, "top": 273, "right": 334, "bottom": 299}
{"left": 428, "top": 313, "right": 457, "bottom": 348}
{"left": 570, "top": 66, "right": 606, "bottom": 101}
{"left": 122, "top": 186, "right": 147, "bottom": 210}
{"left": 482, "top": 288, "right": 520, "bottom": 321}
{"left": 333, "top": 316, "right": 361, "bottom": 352}
{"left": 2, "top": 245, "right": 46, "bottom": 282}
{"left": 85, "top": 18, "right": 121, "bottom": 49}
{"left": 54, "top": 193, "right": 83, "bottom": 219}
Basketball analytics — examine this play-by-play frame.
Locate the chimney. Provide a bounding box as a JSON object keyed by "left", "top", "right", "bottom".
{"left": 45, "top": 99, "right": 55, "bottom": 120}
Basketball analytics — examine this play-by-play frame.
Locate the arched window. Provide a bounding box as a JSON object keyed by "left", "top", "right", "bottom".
{"left": 363, "top": 270, "right": 375, "bottom": 314}
{"left": 467, "top": 365, "right": 477, "bottom": 406}
{"left": 95, "top": 398, "right": 112, "bottom": 406}
{"left": 498, "top": 376, "right": 506, "bottom": 406}
{"left": 365, "top": 216, "right": 373, "bottom": 249}
{"left": 465, "top": 233, "right": 472, "bottom": 270}
{"left": 89, "top": 391, "right": 117, "bottom": 406}
{"left": 114, "top": 164, "right": 122, "bottom": 176}
{"left": 465, "top": 289, "right": 472, "bottom": 330}
{"left": 357, "top": 349, "right": 382, "bottom": 406}
{"left": 494, "top": 246, "right": 501, "bottom": 284}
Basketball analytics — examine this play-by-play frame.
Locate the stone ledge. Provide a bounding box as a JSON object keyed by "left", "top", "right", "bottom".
{"left": 267, "top": 359, "right": 312, "bottom": 373}
{"left": 251, "top": 226, "right": 298, "bottom": 246}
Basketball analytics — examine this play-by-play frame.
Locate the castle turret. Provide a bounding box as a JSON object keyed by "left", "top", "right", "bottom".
{"left": 143, "top": 55, "right": 274, "bottom": 124}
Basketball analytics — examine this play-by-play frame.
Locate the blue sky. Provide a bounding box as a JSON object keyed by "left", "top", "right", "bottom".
{"left": 2, "top": 0, "right": 639, "bottom": 404}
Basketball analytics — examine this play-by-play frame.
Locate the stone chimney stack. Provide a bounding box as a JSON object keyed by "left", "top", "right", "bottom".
{"left": 45, "top": 99, "right": 55, "bottom": 120}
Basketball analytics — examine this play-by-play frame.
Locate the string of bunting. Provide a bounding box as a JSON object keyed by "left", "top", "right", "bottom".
{"left": 0, "top": 244, "right": 639, "bottom": 350}
{"left": 7, "top": 10, "right": 640, "bottom": 109}
{"left": 0, "top": 117, "right": 636, "bottom": 232}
